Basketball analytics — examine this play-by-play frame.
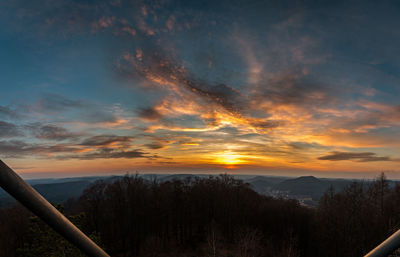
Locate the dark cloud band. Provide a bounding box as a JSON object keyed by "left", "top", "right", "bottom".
{"left": 318, "top": 151, "right": 393, "bottom": 162}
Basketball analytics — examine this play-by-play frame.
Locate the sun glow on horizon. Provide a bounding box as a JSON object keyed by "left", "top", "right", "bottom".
{"left": 213, "top": 151, "right": 248, "bottom": 165}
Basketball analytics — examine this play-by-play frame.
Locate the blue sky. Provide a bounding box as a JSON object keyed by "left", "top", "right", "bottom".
{"left": 1, "top": 0, "right": 400, "bottom": 178}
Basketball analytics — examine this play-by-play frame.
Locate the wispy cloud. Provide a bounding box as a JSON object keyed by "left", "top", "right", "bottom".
{"left": 25, "top": 123, "right": 80, "bottom": 141}
{"left": 56, "top": 149, "right": 149, "bottom": 160}
{"left": 0, "top": 140, "right": 79, "bottom": 158}
{"left": 28, "top": 93, "right": 129, "bottom": 127}
{"left": 80, "top": 135, "right": 134, "bottom": 147}
{"left": 0, "top": 137, "right": 154, "bottom": 160}
{"left": 36, "top": 93, "right": 83, "bottom": 112}
{"left": 0, "top": 121, "right": 23, "bottom": 138}
{"left": 137, "top": 107, "right": 163, "bottom": 121}
{"left": 318, "top": 152, "right": 395, "bottom": 162}
{"left": 0, "top": 105, "right": 19, "bottom": 119}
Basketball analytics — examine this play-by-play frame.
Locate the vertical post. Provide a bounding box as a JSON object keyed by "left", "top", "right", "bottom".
{"left": 0, "top": 160, "right": 110, "bottom": 257}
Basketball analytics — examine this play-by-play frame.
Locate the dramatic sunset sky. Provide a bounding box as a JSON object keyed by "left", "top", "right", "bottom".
{"left": 1, "top": 0, "right": 400, "bottom": 178}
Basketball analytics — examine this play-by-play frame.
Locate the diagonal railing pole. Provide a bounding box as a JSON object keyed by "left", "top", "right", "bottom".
{"left": 364, "top": 229, "right": 400, "bottom": 257}
{"left": 0, "top": 160, "right": 110, "bottom": 257}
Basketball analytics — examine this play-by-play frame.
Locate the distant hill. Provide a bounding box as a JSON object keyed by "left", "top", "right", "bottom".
{"left": 0, "top": 176, "right": 116, "bottom": 208}
{"left": 244, "top": 176, "right": 287, "bottom": 194}
{"left": 26, "top": 176, "right": 109, "bottom": 186}
{"left": 274, "top": 176, "right": 326, "bottom": 200}
{"left": 0, "top": 180, "right": 92, "bottom": 208}
{"left": 273, "top": 176, "right": 354, "bottom": 200}
{"left": 0, "top": 173, "right": 368, "bottom": 209}
{"left": 33, "top": 180, "right": 91, "bottom": 203}
{"left": 157, "top": 174, "right": 199, "bottom": 182}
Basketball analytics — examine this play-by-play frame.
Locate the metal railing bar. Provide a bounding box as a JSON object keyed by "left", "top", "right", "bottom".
{"left": 0, "top": 160, "right": 110, "bottom": 257}
{"left": 364, "top": 229, "right": 400, "bottom": 257}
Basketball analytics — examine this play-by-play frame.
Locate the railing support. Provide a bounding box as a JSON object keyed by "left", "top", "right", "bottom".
{"left": 0, "top": 160, "right": 110, "bottom": 257}
{"left": 364, "top": 229, "right": 400, "bottom": 257}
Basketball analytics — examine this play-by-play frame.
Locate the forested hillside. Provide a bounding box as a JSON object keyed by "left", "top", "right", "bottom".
{"left": 0, "top": 174, "right": 399, "bottom": 257}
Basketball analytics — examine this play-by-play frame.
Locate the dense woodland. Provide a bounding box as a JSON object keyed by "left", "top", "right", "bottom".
{"left": 0, "top": 173, "right": 399, "bottom": 257}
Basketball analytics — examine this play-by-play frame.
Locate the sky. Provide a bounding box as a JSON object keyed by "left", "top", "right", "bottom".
{"left": 1, "top": 0, "right": 400, "bottom": 178}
